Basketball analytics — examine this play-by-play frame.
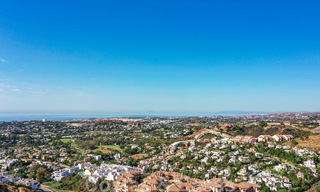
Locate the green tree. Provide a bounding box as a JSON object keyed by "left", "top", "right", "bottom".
{"left": 291, "top": 139, "right": 298, "bottom": 146}
{"left": 259, "top": 121, "right": 268, "bottom": 127}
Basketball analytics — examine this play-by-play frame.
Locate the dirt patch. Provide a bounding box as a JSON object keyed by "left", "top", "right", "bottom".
{"left": 185, "top": 123, "right": 202, "bottom": 126}
{"left": 311, "top": 126, "right": 320, "bottom": 133}
{"left": 0, "top": 181, "right": 36, "bottom": 192}
{"left": 99, "top": 147, "right": 112, "bottom": 153}
{"left": 130, "top": 153, "right": 148, "bottom": 159}
{"left": 285, "top": 135, "right": 320, "bottom": 152}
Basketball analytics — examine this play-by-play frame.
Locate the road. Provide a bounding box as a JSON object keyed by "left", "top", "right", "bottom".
{"left": 41, "top": 185, "right": 55, "bottom": 192}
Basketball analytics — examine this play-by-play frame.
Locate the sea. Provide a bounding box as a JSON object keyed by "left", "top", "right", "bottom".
{"left": 0, "top": 111, "right": 269, "bottom": 122}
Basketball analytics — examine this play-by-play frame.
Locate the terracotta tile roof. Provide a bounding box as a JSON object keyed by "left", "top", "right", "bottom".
{"left": 236, "top": 182, "right": 261, "bottom": 189}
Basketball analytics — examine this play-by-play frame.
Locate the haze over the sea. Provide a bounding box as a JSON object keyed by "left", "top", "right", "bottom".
{"left": 0, "top": 111, "right": 274, "bottom": 121}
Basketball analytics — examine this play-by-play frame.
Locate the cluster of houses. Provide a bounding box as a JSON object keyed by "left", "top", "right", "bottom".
{"left": 0, "top": 158, "right": 42, "bottom": 190}
{"left": 250, "top": 170, "right": 292, "bottom": 191}
{"left": 0, "top": 124, "right": 315, "bottom": 192}
{"left": 257, "top": 135, "right": 294, "bottom": 142}
{"left": 82, "top": 163, "right": 144, "bottom": 184}
{"left": 304, "top": 159, "right": 318, "bottom": 175}
{"left": 0, "top": 174, "right": 41, "bottom": 190}
{"left": 52, "top": 163, "right": 90, "bottom": 181}
{"left": 193, "top": 129, "right": 232, "bottom": 139}
{"left": 114, "top": 170, "right": 261, "bottom": 192}
{"left": 0, "top": 149, "right": 5, "bottom": 158}
{"left": 27, "top": 159, "right": 60, "bottom": 170}
{"left": 113, "top": 170, "right": 146, "bottom": 191}
{"left": 0, "top": 158, "right": 18, "bottom": 172}
{"left": 191, "top": 129, "right": 294, "bottom": 145}
{"left": 136, "top": 132, "right": 314, "bottom": 191}
{"left": 11, "top": 145, "right": 62, "bottom": 160}
{"left": 232, "top": 134, "right": 293, "bottom": 144}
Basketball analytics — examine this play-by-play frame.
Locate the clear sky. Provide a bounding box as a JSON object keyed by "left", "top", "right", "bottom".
{"left": 0, "top": 0, "right": 319, "bottom": 114}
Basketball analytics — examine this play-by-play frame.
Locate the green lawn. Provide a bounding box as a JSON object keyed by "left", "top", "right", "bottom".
{"left": 59, "top": 139, "right": 85, "bottom": 154}
{"left": 57, "top": 139, "right": 122, "bottom": 154}
{"left": 93, "top": 145, "right": 123, "bottom": 153}
{"left": 84, "top": 131, "right": 112, "bottom": 134}
{"left": 42, "top": 181, "right": 62, "bottom": 188}
{"left": 60, "top": 138, "right": 74, "bottom": 143}
{"left": 105, "top": 145, "right": 123, "bottom": 151}
{"left": 42, "top": 132, "right": 57, "bottom": 135}
{"left": 93, "top": 145, "right": 112, "bottom": 153}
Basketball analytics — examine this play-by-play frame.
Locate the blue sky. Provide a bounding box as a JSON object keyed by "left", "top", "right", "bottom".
{"left": 0, "top": 0, "right": 319, "bottom": 113}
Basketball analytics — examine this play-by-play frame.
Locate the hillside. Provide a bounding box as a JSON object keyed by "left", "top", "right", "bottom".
{"left": 0, "top": 182, "right": 36, "bottom": 192}
{"left": 285, "top": 135, "right": 320, "bottom": 151}
{"left": 307, "top": 180, "right": 320, "bottom": 192}
{"left": 230, "top": 125, "right": 313, "bottom": 138}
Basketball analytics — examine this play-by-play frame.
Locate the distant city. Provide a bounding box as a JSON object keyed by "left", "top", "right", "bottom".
{"left": 0, "top": 111, "right": 288, "bottom": 122}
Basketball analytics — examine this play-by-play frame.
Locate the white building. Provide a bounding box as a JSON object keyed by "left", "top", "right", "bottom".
{"left": 304, "top": 160, "right": 316, "bottom": 168}
{"left": 274, "top": 164, "right": 287, "bottom": 172}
